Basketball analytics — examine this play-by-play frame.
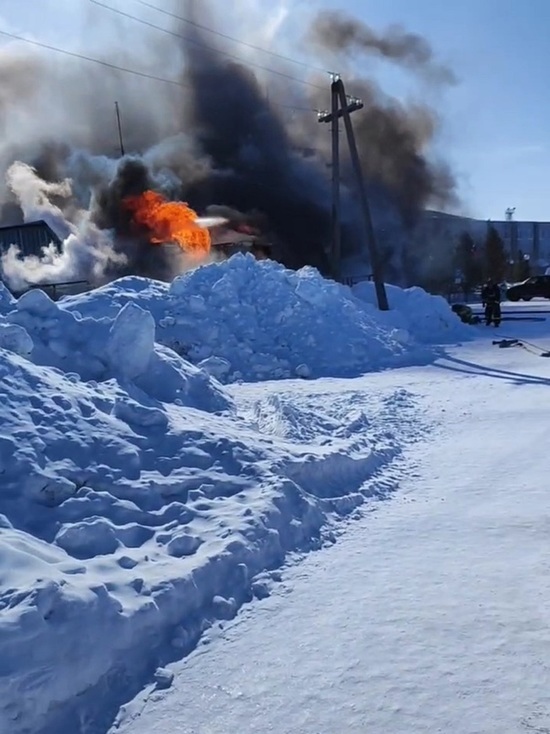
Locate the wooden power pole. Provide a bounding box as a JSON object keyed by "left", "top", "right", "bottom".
{"left": 319, "top": 77, "right": 389, "bottom": 311}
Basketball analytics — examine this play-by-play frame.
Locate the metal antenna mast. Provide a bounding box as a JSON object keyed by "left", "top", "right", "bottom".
{"left": 115, "top": 101, "right": 125, "bottom": 157}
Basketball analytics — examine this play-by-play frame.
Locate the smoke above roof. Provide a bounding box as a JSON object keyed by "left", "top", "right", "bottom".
{"left": 0, "top": 0, "right": 458, "bottom": 288}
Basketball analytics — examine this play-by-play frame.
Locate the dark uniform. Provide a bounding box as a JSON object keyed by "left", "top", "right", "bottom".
{"left": 481, "top": 281, "right": 501, "bottom": 326}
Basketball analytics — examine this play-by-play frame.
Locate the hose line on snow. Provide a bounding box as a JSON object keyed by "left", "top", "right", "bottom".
{"left": 493, "top": 336, "right": 550, "bottom": 357}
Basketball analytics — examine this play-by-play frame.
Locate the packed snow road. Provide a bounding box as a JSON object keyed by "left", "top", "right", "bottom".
{"left": 112, "top": 321, "right": 550, "bottom": 734}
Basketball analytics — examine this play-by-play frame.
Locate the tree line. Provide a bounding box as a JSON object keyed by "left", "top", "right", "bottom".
{"left": 414, "top": 225, "right": 532, "bottom": 296}
{"left": 454, "top": 226, "right": 530, "bottom": 294}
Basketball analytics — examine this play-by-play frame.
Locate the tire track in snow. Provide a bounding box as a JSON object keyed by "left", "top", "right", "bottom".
{"left": 234, "top": 383, "right": 431, "bottom": 513}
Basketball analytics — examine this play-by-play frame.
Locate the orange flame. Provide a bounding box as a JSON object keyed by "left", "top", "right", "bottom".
{"left": 124, "top": 190, "right": 210, "bottom": 257}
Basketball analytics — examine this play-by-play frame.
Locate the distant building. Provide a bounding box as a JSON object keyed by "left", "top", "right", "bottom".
{"left": 420, "top": 210, "right": 550, "bottom": 270}
{"left": 0, "top": 220, "right": 62, "bottom": 258}
{"left": 489, "top": 219, "right": 550, "bottom": 265}
{"left": 421, "top": 210, "right": 488, "bottom": 244}
{"left": 0, "top": 221, "right": 89, "bottom": 299}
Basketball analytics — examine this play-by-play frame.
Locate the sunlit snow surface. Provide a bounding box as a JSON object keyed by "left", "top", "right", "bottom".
{"left": 0, "top": 255, "right": 470, "bottom": 733}
{"left": 114, "top": 302, "right": 550, "bottom": 734}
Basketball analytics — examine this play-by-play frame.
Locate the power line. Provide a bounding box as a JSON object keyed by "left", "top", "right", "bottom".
{"left": 0, "top": 27, "right": 326, "bottom": 113}
{"left": 89, "top": 0, "right": 328, "bottom": 91}
{"left": 0, "top": 28, "right": 190, "bottom": 88}
{"left": 136, "top": 0, "right": 331, "bottom": 76}
{"left": 0, "top": 27, "right": 324, "bottom": 117}
{"left": 275, "top": 103, "right": 321, "bottom": 113}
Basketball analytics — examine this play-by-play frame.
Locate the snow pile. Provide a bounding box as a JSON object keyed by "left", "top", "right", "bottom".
{"left": 0, "top": 256, "right": 449, "bottom": 732}
{"left": 0, "top": 338, "right": 420, "bottom": 733}
{"left": 163, "top": 258, "right": 415, "bottom": 381}
{"left": 62, "top": 254, "right": 468, "bottom": 383}
{"left": 353, "top": 280, "right": 470, "bottom": 344}
{"left": 0, "top": 347, "right": 232, "bottom": 527}
{"left": 2, "top": 288, "right": 229, "bottom": 408}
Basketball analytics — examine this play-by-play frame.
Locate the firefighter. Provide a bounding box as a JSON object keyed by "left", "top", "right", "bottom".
{"left": 481, "top": 277, "right": 502, "bottom": 327}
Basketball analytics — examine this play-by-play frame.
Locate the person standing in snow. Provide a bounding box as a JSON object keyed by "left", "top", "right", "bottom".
{"left": 481, "top": 277, "right": 502, "bottom": 327}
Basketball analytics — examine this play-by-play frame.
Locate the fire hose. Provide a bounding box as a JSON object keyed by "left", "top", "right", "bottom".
{"left": 492, "top": 337, "right": 550, "bottom": 358}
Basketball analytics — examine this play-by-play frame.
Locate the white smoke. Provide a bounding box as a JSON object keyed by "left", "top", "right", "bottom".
{"left": 6, "top": 162, "right": 74, "bottom": 238}
{"left": 0, "top": 0, "right": 286, "bottom": 292}
{"left": 1, "top": 162, "right": 127, "bottom": 290}
{"left": 196, "top": 216, "right": 227, "bottom": 228}
{"left": 0, "top": 161, "right": 228, "bottom": 291}
{"left": 1, "top": 230, "right": 126, "bottom": 291}
{"left": 0, "top": 0, "right": 458, "bottom": 289}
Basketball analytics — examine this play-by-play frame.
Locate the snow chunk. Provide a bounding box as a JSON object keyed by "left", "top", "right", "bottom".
{"left": 15, "top": 286, "right": 58, "bottom": 315}
{"left": 166, "top": 532, "right": 203, "bottom": 558}
{"left": 251, "top": 580, "right": 271, "bottom": 600}
{"left": 198, "top": 356, "right": 231, "bottom": 381}
{"left": 112, "top": 396, "right": 168, "bottom": 430}
{"left": 55, "top": 519, "right": 120, "bottom": 559}
{"left": 295, "top": 363, "right": 311, "bottom": 379}
{"left": 154, "top": 668, "right": 174, "bottom": 690}
{"left": 0, "top": 322, "right": 33, "bottom": 356}
{"left": 107, "top": 302, "right": 155, "bottom": 380}
{"left": 0, "top": 282, "right": 15, "bottom": 314}
{"left": 212, "top": 595, "right": 237, "bottom": 620}
{"left": 4, "top": 285, "right": 232, "bottom": 412}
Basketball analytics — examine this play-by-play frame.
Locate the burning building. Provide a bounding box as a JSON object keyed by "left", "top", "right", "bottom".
{"left": 0, "top": 1, "right": 458, "bottom": 292}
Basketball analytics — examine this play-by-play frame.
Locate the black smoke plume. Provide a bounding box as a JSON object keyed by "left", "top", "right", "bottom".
{"left": 178, "top": 29, "right": 332, "bottom": 272}
{"left": 0, "top": 0, "right": 458, "bottom": 288}
{"left": 308, "top": 10, "right": 457, "bottom": 85}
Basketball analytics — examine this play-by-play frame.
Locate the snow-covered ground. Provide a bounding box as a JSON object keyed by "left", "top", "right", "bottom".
{"left": 0, "top": 256, "right": 469, "bottom": 734}
{"left": 1, "top": 256, "right": 549, "bottom": 733}
{"left": 111, "top": 314, "right": 550, "bottom": 734}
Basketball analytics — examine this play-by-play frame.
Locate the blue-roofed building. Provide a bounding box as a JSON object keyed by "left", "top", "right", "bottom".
{"left": 0, "top": 221, "right": 89, "bottom": 298}
{"left": 0, "top": 220, "right": 62, "bottom": 258}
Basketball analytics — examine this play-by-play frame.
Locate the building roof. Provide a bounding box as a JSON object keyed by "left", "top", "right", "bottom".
{"left": 425, "top": 209, "right": 550, "bottom": 227}
{"left": 0, "top": 220, "right": 62, "bottom": 258}
{"left": 0, "top": 219, "right": 62, "bottom": 239}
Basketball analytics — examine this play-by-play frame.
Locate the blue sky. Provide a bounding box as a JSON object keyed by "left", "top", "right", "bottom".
{"left": 315, "top": 0, "right": 550, "bottom": 222}
{"left": 1, "top": 0, "right": 549, "bottom": 221}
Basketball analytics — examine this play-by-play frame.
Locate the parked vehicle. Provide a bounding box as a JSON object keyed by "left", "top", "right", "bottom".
{"left": 506, "top": 276, "right": 550, "bottom": 301}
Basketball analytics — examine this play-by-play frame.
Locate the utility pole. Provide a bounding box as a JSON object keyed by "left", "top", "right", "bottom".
{"left": 329, "top": 77, "right": 341, "bottom": 281}
{"left": 319, "top": 77, "right": 389, "bottom": 311}
{"left": 115, "top": 101, "right": 125, "bottom": 157}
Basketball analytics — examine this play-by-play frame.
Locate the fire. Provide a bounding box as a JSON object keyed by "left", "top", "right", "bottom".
{"left": 124, "top": 190, "right": 211, "bottom": 257}
{"left": 236, "top": 222, "right": 260, "bottom": 236}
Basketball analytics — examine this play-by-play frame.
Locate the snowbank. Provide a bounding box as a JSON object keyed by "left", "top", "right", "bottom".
{"left": 0, "top": 341, "right": 419, "bottom": 733}
{"left": 0, "top": 256, "right": 453, "bottom": 732}
{"left": 352, "top": 280, "right": 469, "bottom": 344}
{"left": 2, "top": 288, "right": 230, "bottom": 409}
{"left": 62, "top": 254, "right": 469, "bottom": 382}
